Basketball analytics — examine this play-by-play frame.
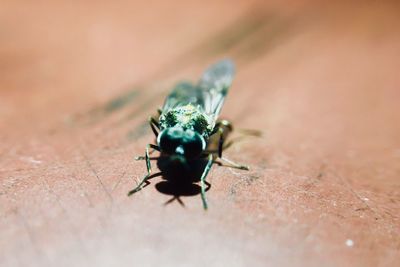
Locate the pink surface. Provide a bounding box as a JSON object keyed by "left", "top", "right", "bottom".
{"left": 1, "top": 1, "right": 399, "bottom": 266}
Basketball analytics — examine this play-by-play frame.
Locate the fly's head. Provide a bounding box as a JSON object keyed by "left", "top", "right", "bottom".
{"left": 157, "top": 126, "right": 206, "bottom": 167}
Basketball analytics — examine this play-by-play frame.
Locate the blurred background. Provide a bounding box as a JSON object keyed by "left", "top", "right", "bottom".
{"left": 1, "top": 1, "right": 399, "bottom": 266}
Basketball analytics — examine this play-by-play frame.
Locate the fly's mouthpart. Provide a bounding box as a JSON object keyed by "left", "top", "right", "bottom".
{"left": 169, "top": 154, "right": 190, "bottom": 171}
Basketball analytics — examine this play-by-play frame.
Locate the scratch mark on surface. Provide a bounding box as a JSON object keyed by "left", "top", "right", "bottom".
{"left": 41, "top": 178, "right": 89, "bottom": 259}
{"left": 111, "top": 167, "right": 127, "bottom": 193}
{"left": 80, "top": 149, "right": 113, "bottom": 203}
{"left": 14, "top": 208, "right": 47, "bottom": 263}
{"left": 335, "top": 173, "right": 382, "bottom": 221}
{"left": 71, "top": 172, "right": 95, "bottom": 208}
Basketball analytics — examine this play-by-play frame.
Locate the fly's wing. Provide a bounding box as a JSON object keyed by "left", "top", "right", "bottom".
{"left": 161, "top": 59, "right": 235, "bottom": 125}
{"left": 161, "top": 81, "right": 204, "bottom": 112}
{"left": 197, "top": 59, "right": 235, "bottom": 123}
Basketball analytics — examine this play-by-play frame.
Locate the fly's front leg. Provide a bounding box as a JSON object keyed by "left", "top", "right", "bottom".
{"left": 128, "top": 144, "right": 157, "bottom": 195}
{"left": 134, "top": 115, "right": 160, "bottom": 160}
{"left": 134, "top": 144, "right": 159, "bottom": 160}
{"left": 149, "top": 116, "right": 160, "bottom": 138}
{"left": 200, "top": 154, "right": 214, "bottom": 210}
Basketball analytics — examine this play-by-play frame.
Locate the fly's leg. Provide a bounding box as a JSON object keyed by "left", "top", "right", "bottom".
{"left": 202, "top": 141, "right": 234, "bottom": 155}
{"left": 134, "top": 144, "right": 159, "bottom": 160}
{"left": 134, "top": 155, "right": 159, "bottom": 161}
{"left": 217, "top": 128, "right": 226, "bottom": 158}
{"left": 149, "top": 116, "right": 160, "bottom": 137}
{"left": 219, "top": 157, "right": 249, "bottom": 170}
{"left": 134, "top": 115, "right": 159, "bottom": 161}
{"left": 207, "top": 121, "right": 261, "bottom": 155}
{"left": 128, "top": 144, "right": 157, "bottom": 195}
{"left": 214, "top": 119, "right": 233, "bottom": 158}
{"left": 215, "top": 120, "right": 249, "bottom": 170}
{"left": 200, "top": 154, "right": 214, "bottom": 210}
{"left": 212, "top": 119, "right": 233, "bottom": 136}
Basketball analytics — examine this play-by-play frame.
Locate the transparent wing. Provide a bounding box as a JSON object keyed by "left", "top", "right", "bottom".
{"left": 197, "top": 59, "right": 235, "bottom": 121}
{"left": 162, "top": 81, "right": 204, "bottom": 111}
{"left": 162, "top": 59, "right": 235, "bottom": 125}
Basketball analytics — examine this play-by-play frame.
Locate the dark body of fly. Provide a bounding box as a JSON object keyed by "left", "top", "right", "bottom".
{"left": 128, "top": 59, "right": 248, "bottom": 209}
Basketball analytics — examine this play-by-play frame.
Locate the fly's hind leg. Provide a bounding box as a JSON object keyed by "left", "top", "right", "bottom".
{"left": 215, "top": 120, "right": 249, "bottom": 171}
{"left": 128, "top": 144, "right": 158, "bottom": 195}
{"left": 219, "top": 157, "right": 249, "bottom": 170}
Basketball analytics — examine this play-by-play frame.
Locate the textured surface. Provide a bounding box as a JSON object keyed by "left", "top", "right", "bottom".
{"left": 1, "top": 1, "right": 400, "bottom": 266}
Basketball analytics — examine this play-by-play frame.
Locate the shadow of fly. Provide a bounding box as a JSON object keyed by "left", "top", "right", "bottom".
{"left": 128, "top": 59, "right": 249, "bottom": 209}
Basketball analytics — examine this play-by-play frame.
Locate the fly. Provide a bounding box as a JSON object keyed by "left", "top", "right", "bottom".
{"left": 128, "top": 59, "right": 249, "bottom": 209}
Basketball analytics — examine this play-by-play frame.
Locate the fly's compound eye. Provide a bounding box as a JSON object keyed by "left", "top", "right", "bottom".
{"left": 158, "top": 128, "right": 206, "bottom": 158}
{"left": 181, "top": 130, "right": 206, "bottom": 159}
{"left": 158, "top": 127, "right": 184, "bottom": 154}
{"left": 182, "top": 139, "right": 203, "bottom": 158}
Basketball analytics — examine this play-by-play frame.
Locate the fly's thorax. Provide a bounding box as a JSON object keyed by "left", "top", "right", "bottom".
{"left": 159, "top": 104, "right": 213, "bottom": 138}
{"left": 157, "top": 126, "right": 206, "bottom": 159}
